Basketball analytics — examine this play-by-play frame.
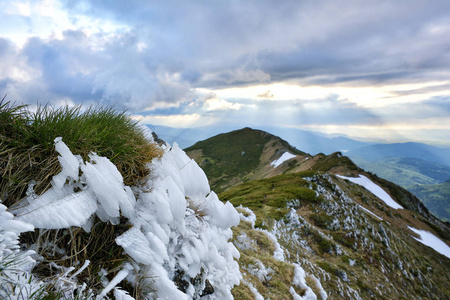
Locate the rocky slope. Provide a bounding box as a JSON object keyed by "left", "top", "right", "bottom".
{"left": 187, "top": 128, "right": 450, "bottom": 299}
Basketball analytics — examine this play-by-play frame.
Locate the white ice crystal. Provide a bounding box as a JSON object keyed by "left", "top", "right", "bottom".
{"left": 243, "top": 280, "right": 265, "bottom": 300}
{"left": 16, "top": 190, "right": 98, "bottom": 229}
{"left": 115, "top": 140, "right": 242, "bottom": 299}
{"left": 0, "top": 203, "right": 38, "bottom": 299}
{"left": 238, "top": 205, "right": 257, "bottom": 228}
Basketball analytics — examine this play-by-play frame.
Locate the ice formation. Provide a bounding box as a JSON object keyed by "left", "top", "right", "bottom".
{"left": 237, "top": 205, "right": 257, "bottom": 228}
{"left": 6, "top": 137, "right": 242, "bottom": 299}
{"left": 256, "top": 229, "right": 285, "bottom": 261}
{"left": 337, "top": 175, "right": 403, "bottom": 209}
{"left": 291, "top": 263, "right": 318, "bottom": 300}
{"left": 0, "top": 203, "right": 38, "bottom": 298}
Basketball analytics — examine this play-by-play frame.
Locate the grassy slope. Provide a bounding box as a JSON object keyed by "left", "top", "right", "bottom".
{"left": 220, "top": 171, "right": 319, "bottom": 223}
{"left": 185, "top": 127, "right": 450, "bottom": 298}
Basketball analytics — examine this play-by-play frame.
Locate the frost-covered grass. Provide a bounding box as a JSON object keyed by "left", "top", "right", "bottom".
{"left": 228, "top": 172, "right": 450, "bottom": 299}
{"left": 0, "top": 99, "right": 161, "bottom": 207}
{"left": 231, "top": 222, "right": 296, "bottom": 299}
{"left": 2, "top": 132, "right": 242, "bottom": 299}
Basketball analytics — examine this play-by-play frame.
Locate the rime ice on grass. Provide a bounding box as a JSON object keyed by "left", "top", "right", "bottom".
{"left": 8, "top": 137, "right": 242, "bottom": 299}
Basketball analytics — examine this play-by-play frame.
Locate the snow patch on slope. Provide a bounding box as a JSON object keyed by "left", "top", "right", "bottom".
{"left": 271, "top": 152, "right": 296, "bottom": 168}
{"left": 408, "top": 226, "right": 450, "bottom": 259}
{"left": 337, "top": 175, "right": 403, "bottom": 209}
{"left": 357, "top": 204, "right": 383, "bottom": 221}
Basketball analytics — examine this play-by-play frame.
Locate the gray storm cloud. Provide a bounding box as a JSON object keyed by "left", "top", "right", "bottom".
{"left": 0, "top": 0, "right": 449, "bottom": 139}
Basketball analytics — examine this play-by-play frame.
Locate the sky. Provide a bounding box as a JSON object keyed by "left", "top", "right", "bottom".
{"left": 1, "top": 0, "right": 450, "bottom": 145}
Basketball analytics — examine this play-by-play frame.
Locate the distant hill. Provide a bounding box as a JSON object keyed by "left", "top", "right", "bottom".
{"left": 259, "top": 126, "right": 371, "bottom": 154}
{"left": 408, "top": 182, "right": 450, "bottom": 222}
{"left": 352, "top": 157, "right": 450, "bottom": 186}
{"left": 347, "top": 142, "right": 450, "bottom": 166}
{"left": 346, "top": 144, "right": 450, "bottom": 222}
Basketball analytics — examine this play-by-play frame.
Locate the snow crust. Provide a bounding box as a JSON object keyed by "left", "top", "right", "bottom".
{"left": 271, "top": 152, "right": 296, "bottom": 168}
{"left": 5, "top": 136, "right": 242, "bottom": 299}
{"left": 408, "top": 226, "right": 450, "bottom": 259}
{"left": 337, "top": 175, "right": 403, "bottom": 209}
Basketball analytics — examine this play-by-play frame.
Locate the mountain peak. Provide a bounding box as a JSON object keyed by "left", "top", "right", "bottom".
{"left": 185, "top": 127, "right": 359, "bottom": 192}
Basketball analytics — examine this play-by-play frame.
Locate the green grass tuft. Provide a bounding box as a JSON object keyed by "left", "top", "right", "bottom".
{"left": 0, "top": 99, "right": 161, "bottom": 207}
{"left": 220, "top": 172, "right": 321, "bottom": 221}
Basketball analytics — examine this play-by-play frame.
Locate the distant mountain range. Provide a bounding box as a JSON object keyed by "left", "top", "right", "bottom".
{"left": 346, "top": 142, "right": 450, "bottom": 167}
{"left": 147, "top": 124, "right": 371, "bottom": 154}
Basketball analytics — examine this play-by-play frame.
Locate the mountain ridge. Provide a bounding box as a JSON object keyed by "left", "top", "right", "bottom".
{"left": 185, "top": 127, "right": 359, "bottom": 193}
{"left": 185, "top": 127, "right": 450, "bottom": 299}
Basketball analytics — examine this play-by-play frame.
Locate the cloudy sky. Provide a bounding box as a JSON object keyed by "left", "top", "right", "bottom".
{"left": 1, "top": 0, "right": 450, "bottom": 145}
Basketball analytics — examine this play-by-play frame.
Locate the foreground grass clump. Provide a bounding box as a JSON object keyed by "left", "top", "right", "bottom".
{"left": 0, "top": 98, "right": 161, "bottom": 207}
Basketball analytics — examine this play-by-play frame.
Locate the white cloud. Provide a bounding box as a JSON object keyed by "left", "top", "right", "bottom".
{"left": 134, "top": 114, "right": 205, "bottom": 128}
{"left": 1, "top": 0, "right": 450, "bottom": 145}
{"left": 205, "top": 97, "right": 241, "bottom": 111}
